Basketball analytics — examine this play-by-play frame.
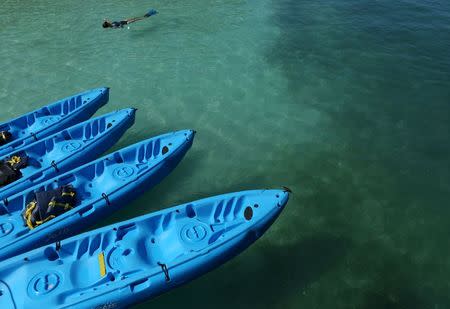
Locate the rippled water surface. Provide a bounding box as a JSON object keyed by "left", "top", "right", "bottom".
{"left": 1, "top": 0, "right": 449, "bottom": 307}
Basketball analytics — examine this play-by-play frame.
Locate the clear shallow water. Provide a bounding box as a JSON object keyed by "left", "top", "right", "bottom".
{"left": 1, "top": 0, "right": 450, "bottom": 308}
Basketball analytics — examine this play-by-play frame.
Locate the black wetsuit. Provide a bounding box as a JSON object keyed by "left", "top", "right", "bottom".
{"left": 112, "top": 20, "right": 128, "bottom": 28}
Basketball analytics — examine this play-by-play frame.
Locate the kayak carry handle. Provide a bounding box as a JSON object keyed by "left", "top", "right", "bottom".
{"left": 30, "top": 132, "right": 38, "bottom": 141}
{"left": 51, "top": 161, "right": 59, "bottom": 172}
{"left": 282, "top": 186, "right": 292, "bottom": 193}
{"left": 157, "top": 262, "right": 170, "bottom": 282}
{"left": 102, "top": 193, "right": 111, "bottom": 206}
{"left": 0, "top": 199, "right": 9, "bottom": 215}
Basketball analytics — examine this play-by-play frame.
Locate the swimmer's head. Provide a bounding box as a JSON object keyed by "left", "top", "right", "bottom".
{"left": 102, "top": 20, "right": 112, "bottom": 28}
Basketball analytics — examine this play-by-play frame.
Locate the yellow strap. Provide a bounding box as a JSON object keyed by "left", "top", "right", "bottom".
{"left": 62, "top": 191, "right": 76, "bottom": 197}
{"left": 25, "top": 201, "right": 37, "bottom": 229}
{"left": 98, "top": 252, "right": 106, "bottom": 277}
{"left": 34, "top": 215, "right": 55, "bottom": 226}
{"left": 7, "top": 156, "right": 21, "bottom": 166}
{"left": 49, "top": 200, "right": 73, "bottom": 210}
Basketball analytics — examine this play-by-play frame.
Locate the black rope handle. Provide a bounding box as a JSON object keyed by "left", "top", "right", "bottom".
{"left": 30, "top": 132, "right": 38, "bottom": 141}
{"left": 55, "top": 241, "right": 61, "bottom": 251}
{"left": 51, "top": 161, "right": 59, "bottom": 172}
{"left": 102, "top": 193, "right": 111, "bottom": 206}
{"left": 157, "top": 262, "right": 170, "bottom": 282}
{"left": 0, "top": 199, "right": 9, "bottom": 215}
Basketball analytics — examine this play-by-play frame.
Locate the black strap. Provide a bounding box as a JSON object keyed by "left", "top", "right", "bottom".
{"left": 102, "top": 193, "right": 111, "bottom": 206}
{"left": 0, "top": 162, "right": 20, "bottom": 186}
{"left": 30, "top": 132, "right": 38, "bottom": 141}
{"left": 157, "top": 262, "right": 170, "bottom": 282}
{"left": 51, "top": 161, "right": 59, "bottom": 172}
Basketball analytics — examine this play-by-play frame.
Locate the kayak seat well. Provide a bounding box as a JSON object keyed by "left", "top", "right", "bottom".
{"left": 67, "top": 226, "right": 152, "bottom": 289}
{"left": 22, "top": 96, "right": 84, "bottom": 135}
{"left": 27, "top": 115, "right": 63, "bottom": 133}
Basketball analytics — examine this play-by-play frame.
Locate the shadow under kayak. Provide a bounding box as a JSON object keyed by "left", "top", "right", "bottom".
{"left": 0, "top": 108, "right": 135, "bottom": 201}
{"left": 0, "top": 87, "right": 109, "bottom": 157}
{"left": 0, "top": 189, "right": 289, "bottom": 308}
{"left": 0, "top": 129, "right": 195, "bottom": 260}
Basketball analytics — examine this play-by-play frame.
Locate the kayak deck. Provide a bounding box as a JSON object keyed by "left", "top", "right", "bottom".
{"left": 0, "top": 189, "right": 289, "bottom": 308}
{"left": 0, "top": 87, "right": 109, "bottom": 157}
{"left": 0, "top": 130, "right": 195, "bottom": 260}
{"left": 0, "top": 108, "right": 135, "bottom": 201}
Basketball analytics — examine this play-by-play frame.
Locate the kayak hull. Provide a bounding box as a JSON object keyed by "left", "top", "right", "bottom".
{"left": 0, "top": 108, "right": 135, "bottom": 201}
{"left": 0, "top": 189, "right": 289, "bottom": 308}
{"left": 0, "top": 130, "right": 195, "bottom": 260}
{"left": 0, "top": 87, "right": 109, "bottom": 157}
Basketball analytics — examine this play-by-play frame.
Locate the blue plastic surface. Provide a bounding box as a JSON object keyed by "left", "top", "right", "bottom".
{"left": 0, "top": 129, "right": 194, "bottom": 260}
{"left": 0, "top": 189, "right": 289, "bottom": 308}
{"left": 0, "top": 87, "right": 109, "bottom": 157}
{"left": 0, "top": 108, "right": 135, "bottom": 201}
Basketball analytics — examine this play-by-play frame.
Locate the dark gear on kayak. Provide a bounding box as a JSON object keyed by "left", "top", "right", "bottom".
{"left": 23, "top": 185, "right": 77, "bottom": 229}
{"left": 0, "top": 155, "right": 28, "bottom": 187}
{"left": 0, "top": 131, "right": 12, "bottom": 146}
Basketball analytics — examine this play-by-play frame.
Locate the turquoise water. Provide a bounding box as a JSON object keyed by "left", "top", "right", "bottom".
{"left": 1, "top": 0, "right": 450, "bottom": 308}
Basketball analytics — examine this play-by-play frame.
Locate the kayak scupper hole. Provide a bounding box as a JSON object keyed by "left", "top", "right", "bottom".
{"left": 244, "top": 206, "right": 253, "bottom": 221}
{"left": 88, "top": 184, "right": 93, "bottom": 188}
{"left": 123, "top": 249, "right": 131, "bottom": 256}
{"left": 151, "top": 238, "right": 155, "bottom": 244}
{"left": 112, "top": 120, "right": 116, "bottom": 122}
{"left": 113, "top": 153, "right": 123, "bottom": 163}
{"left": 62, "top": 131, "right": 71, "bottom": 140}
{"left": 162, "top": 146, "right": 169, "bottom": 155}
{"left": 186, "top": 204, "right": 196, "bottom": 218}
{"left": 108, "top": 273, "right": 115, "bottom": 281}
{"left": 107, "top": 123, "right": 112, "bottom": 129}
{"left": 44, "top": 247, "right": 59, "bottom": 261}
{"left": 176, "top": 209, "right": 180, "bottom": 213}
{"left": 169, "top": 143, "right": 172, "bottom": 146}
{"left": 276, "top": 194, "right": 279, "bottom": 198}
{"left": 254, "top": 204, "right": 259, "bottom": 208}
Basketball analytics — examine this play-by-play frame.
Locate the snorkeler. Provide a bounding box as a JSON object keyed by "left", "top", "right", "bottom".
{"left": 103, "top": 9, "right": 158, "bottom": 28}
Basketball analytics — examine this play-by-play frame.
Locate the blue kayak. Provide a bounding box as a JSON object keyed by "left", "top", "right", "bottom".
{"left": 0, "top": 87, "right": 109, "bottom": 157}
{"left": 0, "top": 129, "right": 195, "bottom": 260}
{"left": 0, "top": 108, "right": 135, "bottom": 201}
{"left": 0, "top": 189, "right": 289, "bottom": 308}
